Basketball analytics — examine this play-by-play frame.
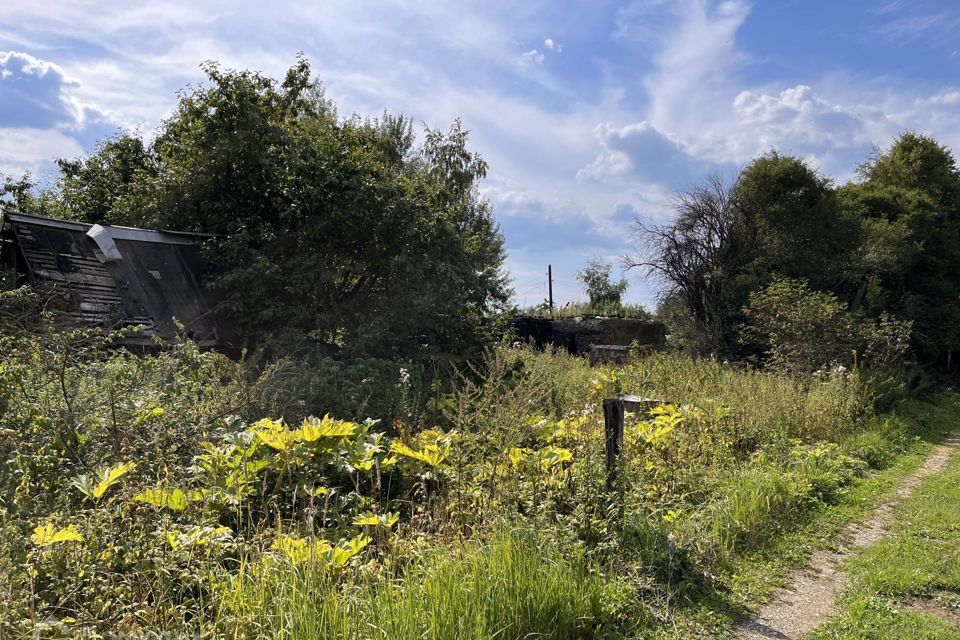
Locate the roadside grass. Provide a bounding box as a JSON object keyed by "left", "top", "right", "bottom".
{"left": 806, "top": 404, "right": 960, "bottom": 639}
{"left": 641, "top": 394, "right": 958, "bottom": 638}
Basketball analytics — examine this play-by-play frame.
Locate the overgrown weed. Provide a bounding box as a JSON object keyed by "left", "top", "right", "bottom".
{"left": 0, "top": 300, "right": 948, "bottom": 637}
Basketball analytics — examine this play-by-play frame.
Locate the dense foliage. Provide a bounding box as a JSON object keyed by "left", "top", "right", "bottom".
{"left": 634, "top": 135, "right": 960, "bottom": 370}
{"left": 2, "top": 57, "right": 510, "bottom": 357}
{"left": 742, "top": 278, "right": 912, "bottom": 375}
{"left": 2, "top": 54, "right": 958, "bottom": 639}
{"left": 1, "top": 287, "right": 947, "bottom": 637}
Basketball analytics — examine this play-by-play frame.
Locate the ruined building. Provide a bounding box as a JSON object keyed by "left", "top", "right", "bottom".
{"left": 0, "top": 209, "right": 237, "bottom": 349}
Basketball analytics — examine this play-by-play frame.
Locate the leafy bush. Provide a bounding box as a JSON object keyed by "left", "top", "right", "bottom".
{"left": 743, "top": 277, "right": 912, "bottom": 374}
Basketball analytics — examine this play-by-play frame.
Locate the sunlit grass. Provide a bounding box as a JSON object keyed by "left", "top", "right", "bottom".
{"left": 216, "top": 530, "right": 606, "bottom": 640}
{"left": 809, "top": 412, "right": 960, "bottom": 640}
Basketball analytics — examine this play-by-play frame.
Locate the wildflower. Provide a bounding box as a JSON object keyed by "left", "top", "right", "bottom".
{"left": 398, "top": 367, "right": 411, "bottom": 386}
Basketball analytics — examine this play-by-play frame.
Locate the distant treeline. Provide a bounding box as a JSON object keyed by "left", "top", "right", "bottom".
{"left": 632, "top": 134, "right": 960, "bottom": 372}
{"left": 4, "top": 57, "right": 958, "bottom": 372}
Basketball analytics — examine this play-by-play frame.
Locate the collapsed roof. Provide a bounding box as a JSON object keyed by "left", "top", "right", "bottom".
{"left": 0, "top": 209, "right": 237, "bottom": 348}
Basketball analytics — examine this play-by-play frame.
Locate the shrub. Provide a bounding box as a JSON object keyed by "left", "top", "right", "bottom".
{"left": 742, "top": 277, "right": 912, "bottom": 374}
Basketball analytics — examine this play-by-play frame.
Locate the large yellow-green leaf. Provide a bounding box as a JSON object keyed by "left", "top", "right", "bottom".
{"left": 539, "top": 446, "right": 573, "bottom": 470}
{"left": 272, "top": 534, "right": 334, "bottom": 564}
{"left": 390, "top": 441, "right": 449, "bottom": 468}
{"left": 508, "top": 447, "right": 530, "bottom": 466}
{"left": 329, "top": 534, "right": 371, "bottom": 567}
{"left": 353, "top": 512, "right": 400, "bottom": 529}
{"left": 31, "top": 522, "right": 83, "bottom": 547}
{"left": 640, "top": 405, "right": 684, "bottom": 444}
{"left": 134, "top": 487, "right": 189, "bottom": 512}
{"left": 74, "top": 461, "right": 137, "bottom": 502}
{"left": 296, "top": 415, "right": 358, "bottom": 441}
{"left": 257, "top": 428, "right": 297, "bottom": 451}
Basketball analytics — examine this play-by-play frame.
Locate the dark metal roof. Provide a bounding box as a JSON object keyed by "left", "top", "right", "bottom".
{"left": 0, "top": 209, "right": 237, "bottom": 348}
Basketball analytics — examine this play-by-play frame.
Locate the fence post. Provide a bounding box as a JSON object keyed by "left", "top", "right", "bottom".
{"left": 603, "top": 397, "right": 624, "bottom": 491}
{"left": 604, "top": 394, "right": 658, "bottom": 491}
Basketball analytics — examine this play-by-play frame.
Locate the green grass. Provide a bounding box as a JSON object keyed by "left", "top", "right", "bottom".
{"left": 807, "top": 412, "right": 960, "bottom": 639}
{"left": 6, "top": 333, "right": 959, "bottom": 639}
{"left": 215, "top": 530, "right": 609, "bottom": 640}
{"left": 628, "top": 395, "right": 958, "bottom": 638}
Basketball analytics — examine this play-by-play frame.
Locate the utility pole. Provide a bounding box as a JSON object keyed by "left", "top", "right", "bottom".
{"left": 547, "top": 264, "right": 554, "bottom": 313}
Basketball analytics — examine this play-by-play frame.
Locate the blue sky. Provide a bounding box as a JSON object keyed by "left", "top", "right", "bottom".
{"left": 2, "top": 0, "right": 960, "bottom": 308}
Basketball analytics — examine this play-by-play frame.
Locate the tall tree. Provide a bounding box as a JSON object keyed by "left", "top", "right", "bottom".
{"left": 3, "top": 57, "right": 510, "bottom": 357}
{"left": 629, "top": 174, "right": 744, "bottom": 354}
{"left": 632, "top": 155, "right": 858, "bottom": 356}
{"left": 734, "top": 153, "right": 857, "bottom": 293}
{"left": 840, "top": 133, "right": 960, "bottom": 366}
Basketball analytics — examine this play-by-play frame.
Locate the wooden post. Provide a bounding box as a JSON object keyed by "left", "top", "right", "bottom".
{"left": 604, "top": 394, "right": 660, "bottom": 491}
{"left": 604, "top": 397, "right": 624, "bottom": 491}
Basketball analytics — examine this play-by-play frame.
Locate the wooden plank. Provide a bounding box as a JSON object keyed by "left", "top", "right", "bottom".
{"left": 33, "top": 269, "right": 118, "bottom": 288}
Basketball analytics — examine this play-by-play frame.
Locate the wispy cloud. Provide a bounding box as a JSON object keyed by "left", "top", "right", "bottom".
{"left": 0, "top": 127, "right": 84, "bottom": 177}
{"left": 3, "top": 0, "right": 960, "bottom": 306}
{"left": 873, "top": 11, "right": 960, "bottom": 45}
{"left": 869, "top": 0, "right": 960, "bottom": 47}
{"left": 520, "top": 49, "right": 545, "bottom": 65}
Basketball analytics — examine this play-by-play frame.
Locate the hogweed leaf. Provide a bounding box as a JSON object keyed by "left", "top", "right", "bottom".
{"left": 390, "top": 441, "right": 450, "bottom": 469}
{"left": 74, "top": 461, "right": 136, "bottom": 502}
{"left": 353, "top": 512, "right": 400, "bottom": 529}
{"left": 31, "top": 523, "right": 83, "bottom": 547}
{"left": 297, "top": 415, "right": 358, "bottom": 441}
{"left": 134, "top": 487, "right": 189, "bottom": 512}
{"left": 508, "top": 447, "right": 530, "bottom": 466}
{"left": 329, "top": 534, "right": 371, "bottom": 567}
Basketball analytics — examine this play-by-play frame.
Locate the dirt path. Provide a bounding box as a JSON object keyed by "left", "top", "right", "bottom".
{"left": 733, "top": 433, "right": 960, "bottom": 640}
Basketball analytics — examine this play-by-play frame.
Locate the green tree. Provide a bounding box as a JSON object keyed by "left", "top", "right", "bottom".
{"left": 54, "top": 137, "right": 157, "bottom": 226}
{"left": 734, "top": 153, "right": 858, "bottom": 293}
{"left": 742, "top": 278, "right": 911, "bottom": 375}
{"left": 839, "top": 133, "right": 960, "bottom": 367}
{"left": 633, "top": 156, "right": 857, "bottom": 356}
{"left": 6, "top": 57, "right": 510, "bottom": 357}
{"left": 577, "top": 258, "right": 628, "bottom": 307}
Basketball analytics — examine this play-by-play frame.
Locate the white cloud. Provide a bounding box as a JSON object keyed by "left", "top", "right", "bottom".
{"left": 619, "top": 0, "right": 751, "bottom": 133}
{"left": 725, "top": 85, "right": 869, "bottom": 159}
{"left": 0, "top": 127, "right": 84, "bottom": 177}
{"left": 0, "top": 50, "right": 124, "bottom": 175}
{"left": 577, "top": 121, "right": 705, "bottom": 187}
{"left": 601, "top": 1, "right": 960, "bottom": 181}
{"left": 520, "top": 49, "right": 545, "bottom": 65}
{"left": 0, "top": 51, "right": 84, "bottom": 129}
{"left": 544, "top": 37, "right": 562, "bottom": 52}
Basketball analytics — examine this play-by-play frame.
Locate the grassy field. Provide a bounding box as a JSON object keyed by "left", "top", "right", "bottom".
{"left": 1, "top": 318, "right": 955, "bottom": 638}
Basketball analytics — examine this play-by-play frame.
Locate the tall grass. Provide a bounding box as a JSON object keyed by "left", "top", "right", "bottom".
{"left": 3, "top": 331, "right": 942, "bottom": 637}
{"left": 216, "top": 531, "right": 605, "bottom": 640}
